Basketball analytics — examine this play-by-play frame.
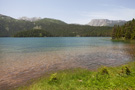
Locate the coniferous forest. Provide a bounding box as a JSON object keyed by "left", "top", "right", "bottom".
{"left": 112, "top": 19, "right": 135, "bottom": 40}
{"left": 13, "top": 25, "right": 112, "bottom": 37}
{"left": 14, "top": 29, "right": 52, "bottom": 37}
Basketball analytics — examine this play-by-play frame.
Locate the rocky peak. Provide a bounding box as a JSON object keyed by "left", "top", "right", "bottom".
{"left": 87, "top": 19, "right": 127, "bottom": 26}
{"left": 19, "top": 17, "right": 41, "bottom": 22}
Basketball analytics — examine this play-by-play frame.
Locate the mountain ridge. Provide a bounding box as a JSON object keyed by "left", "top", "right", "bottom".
{"left": 19, "top": 17, "right": 42, "bottom": 22}
{"left": 87, "top": 19, "right": 127, "bottom": 26}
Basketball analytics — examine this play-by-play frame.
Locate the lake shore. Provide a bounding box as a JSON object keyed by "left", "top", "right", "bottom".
{"left": 16, "top": 61, "right": 135, "bottom": 90}
{"left": 0, "top": 46, "right": 133, "bottom": 90}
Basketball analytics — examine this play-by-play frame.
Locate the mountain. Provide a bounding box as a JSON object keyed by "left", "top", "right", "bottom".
{"left": 0, "top": 14, "right": 112, "bottom": 37}
{"left": 87, "top": 19, "right": 127, "bottom": 26}
{"left": 35, "top": 18, "right": 67, "bottom": 25}
{"left": 19, "top": 17, "right": 41, "bottom": 22}
{"left": 0, "top": 14, "right": 67, "bottom": 36}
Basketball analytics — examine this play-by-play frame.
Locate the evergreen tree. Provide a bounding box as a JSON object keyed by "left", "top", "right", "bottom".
{"left": 112, "top": 18, "right": 135, "bottom": 40}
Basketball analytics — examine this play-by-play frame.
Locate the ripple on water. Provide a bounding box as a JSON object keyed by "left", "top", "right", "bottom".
{"left": 0, "top": 37, "right": 134, "bottom": 89}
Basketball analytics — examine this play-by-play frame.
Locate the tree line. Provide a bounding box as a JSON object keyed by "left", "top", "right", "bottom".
{"left": 112, "top": 19, "right": 135, "bottom": 40}
{"left": 14, "top": 29, "right": 52, "bottom": 37}
{"left": 13, "top": 25, "right": 112, "bottom": 37}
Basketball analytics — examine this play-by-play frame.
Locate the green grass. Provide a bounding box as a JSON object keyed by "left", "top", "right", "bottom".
{"left": 17, "top": 62, "right": 135, "bottom": 90}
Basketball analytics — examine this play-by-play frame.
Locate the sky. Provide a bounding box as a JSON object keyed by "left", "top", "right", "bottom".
{"left": 0, "top": 0, "right": 135, "bottom": 24}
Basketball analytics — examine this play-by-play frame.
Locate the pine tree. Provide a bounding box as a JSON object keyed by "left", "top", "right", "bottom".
{"left": 112, "top": 25, "right": 117, "bottom": 39}
{"left": 112, "top": 18, "right": 135, "bottom": 40}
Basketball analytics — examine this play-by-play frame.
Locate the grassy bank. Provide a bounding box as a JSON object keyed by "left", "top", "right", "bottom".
{"left": 17, "top": 61, "right": 135, "bottom": 90}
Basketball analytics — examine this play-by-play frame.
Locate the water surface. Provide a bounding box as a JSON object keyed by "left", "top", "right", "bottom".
{"left": 0, "top": 37, "right": 133, "bottom": 89}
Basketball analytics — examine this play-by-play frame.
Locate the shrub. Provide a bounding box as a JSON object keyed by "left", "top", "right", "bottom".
{"left": 125, "top": 66, "right": 131, "bottom": 75}
{"left": 100, "top": 67, "right": 109, "bottom": 75}
{"left": 49, "top": 73, "right": 58, "bottom": 83}
{"left": 119, "top": 66, "right": 131, "bottom": 76}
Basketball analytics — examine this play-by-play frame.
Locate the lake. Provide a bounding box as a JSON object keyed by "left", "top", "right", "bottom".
{"left": 0, "top": 37, "right": 133, "bottom": 89}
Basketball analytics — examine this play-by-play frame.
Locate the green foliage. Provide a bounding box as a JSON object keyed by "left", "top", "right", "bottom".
{"left": 119, "top": 66, "right": 131, "bottom": 76}
{"left": 112, "top": 18, "right": 135, "bottom": 40}
{"left": 49, "top": 73, "right": 58, "bottom": 83}
{"left": 35, "top": 18, "right": 67, "bottom": 25}
{"left": 14, "top": 29, "right": 52, "bottom": 37}
{"left": 125, "top": 66, "right": 131, "bottom": 75}
{"left": 100, "top": 67, "right": 109, "bottom": 75}
{"left": 13, "top": 24, "right": 112, "bottom": 37}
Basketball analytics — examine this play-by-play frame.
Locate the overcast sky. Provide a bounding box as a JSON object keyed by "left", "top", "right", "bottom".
{"left": 0, "top": 0, "right": 135, "bottom": 24}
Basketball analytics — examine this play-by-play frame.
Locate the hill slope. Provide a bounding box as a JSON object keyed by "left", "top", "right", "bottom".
{"left": 0, "top": 14, "right": 67, "bottom": 36}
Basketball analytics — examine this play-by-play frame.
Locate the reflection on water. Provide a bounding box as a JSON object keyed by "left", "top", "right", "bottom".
{"left": 0, "top": 37, "right": 134, "bottom": 89}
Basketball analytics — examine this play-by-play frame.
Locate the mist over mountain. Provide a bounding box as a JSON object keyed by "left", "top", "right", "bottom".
{"left": 87, "top": 19, "right": 127, "bottom": 26}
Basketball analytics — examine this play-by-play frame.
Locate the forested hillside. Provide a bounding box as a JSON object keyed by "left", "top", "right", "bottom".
{"left": 13, "top": 25, "right": 112, "bottom": 37}
{"left": 112, "top": 19, "right": 135, "bottom": 40}
{"left": 14, "top": 29, "right": 52, "bottom": 37}
{"left": 0, "top": 14, "right": 112, "bottom": 37}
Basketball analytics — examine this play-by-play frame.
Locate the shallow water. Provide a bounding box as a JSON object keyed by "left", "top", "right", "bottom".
{"left": 0, "top": 37, "right": 133, "bottom": 89}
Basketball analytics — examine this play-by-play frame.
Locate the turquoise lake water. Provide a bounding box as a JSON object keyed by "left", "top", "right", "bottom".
{"left": 0, "top": 37, "right": 125, "bottom": 53}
